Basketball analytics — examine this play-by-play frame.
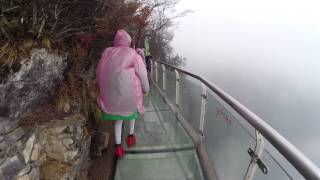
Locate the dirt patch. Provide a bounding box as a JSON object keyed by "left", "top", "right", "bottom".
{"left": 19, "top": 104, "right": 72, "bottom": 127}
{"left": 41, "top": 160, "right": 72, "bottom": 180}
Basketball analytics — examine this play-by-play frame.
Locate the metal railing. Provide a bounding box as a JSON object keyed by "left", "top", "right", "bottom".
{"left": 151, "top": 59, "right": 320, "bottom": 180}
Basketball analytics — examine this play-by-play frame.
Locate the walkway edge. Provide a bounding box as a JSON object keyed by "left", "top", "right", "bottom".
{"left": 152, "top": 81, "right": 219, "bottom": 180}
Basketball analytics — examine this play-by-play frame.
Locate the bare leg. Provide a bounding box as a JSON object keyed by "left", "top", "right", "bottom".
{"left": 128, "top": 120, "right": 135, "bottom": 135}
{"left": 114, "top": 120, "right": 123, "bottom": 145}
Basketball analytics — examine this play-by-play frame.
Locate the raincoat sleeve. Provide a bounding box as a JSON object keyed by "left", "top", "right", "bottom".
{"left": 96, "top": 48, "right": 112, "bottom": 112}
{"left": 96, "top": 48, "right": 111, "bottom": 81}
{"left": 134, "top": 54, "right": 150, "bottom": 93}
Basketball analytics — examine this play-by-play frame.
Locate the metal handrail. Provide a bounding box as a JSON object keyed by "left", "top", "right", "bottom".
{"left": 154, "top": 59, "right": 320, "bottom": 179}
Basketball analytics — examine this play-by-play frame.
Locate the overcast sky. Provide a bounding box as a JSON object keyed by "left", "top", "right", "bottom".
{"left": 172, "top": 0, "right": 320, "bottom": 72}
{"left": 170, "top": 0, "right": 320, "bottom": 109}
{"left": 170, "top": 0, "right": 320, "bottom": 171}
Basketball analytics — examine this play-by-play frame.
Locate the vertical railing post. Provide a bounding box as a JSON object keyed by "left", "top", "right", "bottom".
{"left": 150, "top": 60, "right": 153, "bottom": 81}
{"left": 244, "top": 130, "right": 268, "bottom": 180}
{"left": 155, "top": 62, "right": 158, "bottom": 83}
{"left": 175, "top": 70, "right": 180, "bottom": 108}
{"left": 162, "top": 64, "right": 166, "bottom": 91}
{"left": 199, "top": 82, "right": 207, "bottom": 135}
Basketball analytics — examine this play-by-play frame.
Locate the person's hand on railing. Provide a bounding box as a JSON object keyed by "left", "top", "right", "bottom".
{"left": 143, "top": 91, "right": 149, "bottom": 96}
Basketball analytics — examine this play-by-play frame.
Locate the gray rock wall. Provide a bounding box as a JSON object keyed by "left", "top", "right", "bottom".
{"left": 38, "top": 114, "right": 91, "bottom": 180}
{"left": 0, "top": 49, "right": 91, "bottom": 179}
{"left": 0, "top": 114, "right": 91, "bottom": 180}
{"left": 0, "top": 117, "right": 30, "bottom": 179}
{"left": 0, "top": 48, "right": 67, "bottom": 118}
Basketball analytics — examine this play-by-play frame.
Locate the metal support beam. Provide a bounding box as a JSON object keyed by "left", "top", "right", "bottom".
{"left": 175, "top": 70, "right": 180, "bottom": 108}
{"left": 199, "top": 82, "right": 207, "bottom": 136}
{"left": 150, "top": 60, "right": 153, "bottom": 80}
{"left": 162, "top": 64, "right": 166, "bottom": 91}
{"left": 155, "top": 62, "right": 158, "bottom": 82}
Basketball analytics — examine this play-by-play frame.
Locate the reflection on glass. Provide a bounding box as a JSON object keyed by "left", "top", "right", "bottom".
{"left": 204, "top": 91, "right": 255, "bottom": 179}
{"left": 180, "top": 75, "right": 202, "bottom": 132}
{"left": 165, "top": 69, "right": 176, "bottom": 104}
{"left": 115, "top": 150, "right": 204, "bottom": 180}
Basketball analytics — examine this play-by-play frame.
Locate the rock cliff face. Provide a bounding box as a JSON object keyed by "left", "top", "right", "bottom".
{"left": 0, "top": 48, "right": 67, "bottom": 119}
{"left": 0, "top": 114, "right": 91, "bottom": 180}
{"left": 38, "top": 114, "right": 91, "bottom": 180}
{"left": 0, "top": 49, "right": 93, "bottom": 180}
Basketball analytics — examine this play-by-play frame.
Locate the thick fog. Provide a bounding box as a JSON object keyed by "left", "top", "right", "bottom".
{"left": 172, "top": 0, "right": 320, "bottom": 169}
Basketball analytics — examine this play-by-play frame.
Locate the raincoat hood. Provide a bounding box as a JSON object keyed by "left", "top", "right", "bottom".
{"left": 113, "top": 29, "right": 132, "bottom": 47}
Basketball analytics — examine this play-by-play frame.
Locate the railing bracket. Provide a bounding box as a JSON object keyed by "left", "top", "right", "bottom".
{"left": 245, "top": 130, "right": 268, "bottom": 180}
{"left": 248, "top": 148, "right": 269, "bottom": 174}
{"left": 199, "top": 83, "right": 207, "bottom": 135}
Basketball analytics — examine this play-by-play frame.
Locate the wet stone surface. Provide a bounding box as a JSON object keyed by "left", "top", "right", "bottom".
{"left": 0, "top": 113, "right": 91, "bottom": 180}
{"left": 0, "top": 48, "right": 67, "bottom": 118}
{"left": 0, "top": 156, "right": 25, "bottom": 179}
{"left": 0, "top": 118, "right": 18, "bottom": 134}
{"left": 0, "top": 49, "right": 92, "bottom": 180}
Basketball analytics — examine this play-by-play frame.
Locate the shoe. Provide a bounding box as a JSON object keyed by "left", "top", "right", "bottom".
{"left": 115, "top": 145, "right": 125, "bottom": 158}
{"left": 126, "top": 134, "right": 136, "bottom": 147}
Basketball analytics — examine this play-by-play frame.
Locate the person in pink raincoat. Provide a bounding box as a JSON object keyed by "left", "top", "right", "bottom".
{"left": 96, "top": 29, "right": 150, "bottom": 158}
{"left": 136, "top": 48, "right": 146, "bottom": 67}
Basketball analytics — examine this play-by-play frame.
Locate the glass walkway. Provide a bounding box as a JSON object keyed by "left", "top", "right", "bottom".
{"left": 114, "top": 87, "right": 205, "bottom": 180}
{"left": 113, "top": 60, "right": 320, "bottom": 180}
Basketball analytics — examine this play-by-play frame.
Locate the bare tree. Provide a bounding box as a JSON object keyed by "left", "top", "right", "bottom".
{"left": 140, "top": 0, "right": 191, "bottom": 66}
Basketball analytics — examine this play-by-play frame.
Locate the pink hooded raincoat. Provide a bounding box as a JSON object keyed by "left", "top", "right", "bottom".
{"left": 96, "top": 30, "right": 149, "bottom": 116}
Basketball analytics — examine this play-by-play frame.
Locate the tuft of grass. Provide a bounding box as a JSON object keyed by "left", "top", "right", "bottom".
{"left": 0, "top": 38, "right": 40, "bottom": 81}
{"left": 41, "top": 37, "right": 52, "bottom": 50}
{"left": 55, "top": 84, "right": 70, "bottom": 113}
{"left": 0, "top": 42, "right": 19, "bottom": 69}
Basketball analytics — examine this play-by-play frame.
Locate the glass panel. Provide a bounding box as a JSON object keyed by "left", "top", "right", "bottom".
{"left": 204, "top": 91, "right": 256, "bottom": 179}
{"left": 143, "top": 86, "right": 155, "bottom": 111}
{"left": 126, "top": 87, "right": 192, "bottom": 151}
{"left": 123, "top": 109, "right": 193, "bottom": 151}
{"left": 254, "top": 149, "right": 296, "bottom": 180}
{"left": 148, "top": 86, "right": 170, "bottom": 110}
{"left": 253, "top": 143, "right": 304, "bottom": 180}
{"left": 165, "top": 69, "right": 176, "bottom": 105}
{"left": 114, "top": 150, "right": 204, "bottom": 180}
{"left": 179, "top": 75, "right": 202, "bottom": 132}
